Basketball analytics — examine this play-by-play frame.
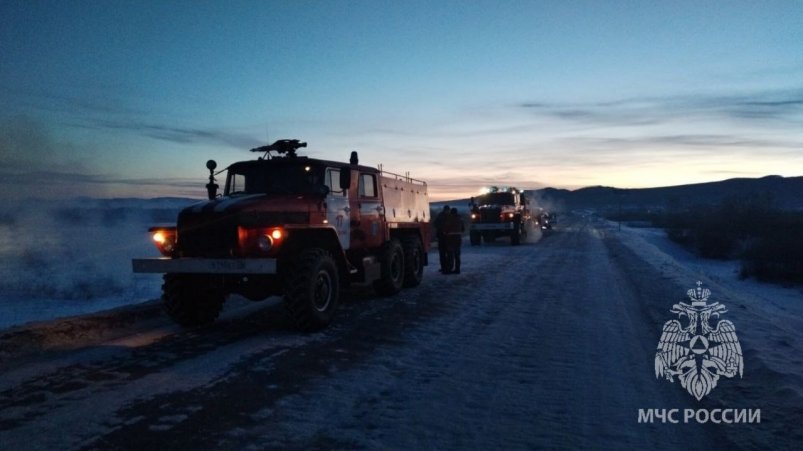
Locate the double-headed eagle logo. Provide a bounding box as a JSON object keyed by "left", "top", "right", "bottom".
{"left": 655, "top": 281, "right": 743, "bottom": 400}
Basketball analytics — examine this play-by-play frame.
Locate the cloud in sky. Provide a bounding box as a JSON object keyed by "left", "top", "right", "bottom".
{"left": 0, "top": 117, "right": 110, "bottom": 199}
{"left": 1, "top": 85, "right": 263, "bottom": 151}
{"left": 77, "top": 119, "right": 262, "bottom": 149}
{"left": 517, "top": 89, "right": 803, "bottom": 126}
{"left": 0, "top": 116, "right": 208, "bottom": 200}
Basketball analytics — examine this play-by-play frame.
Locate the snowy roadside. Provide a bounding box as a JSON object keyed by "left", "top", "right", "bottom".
{"left": 606, "top": 218, "right": 803, "bottom": 446}
{"left": 607, "top": 219, "right": 803, "bottom": 342}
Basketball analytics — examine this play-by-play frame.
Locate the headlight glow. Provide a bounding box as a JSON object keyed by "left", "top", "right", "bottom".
{"left": 149, "top": 227, "right": 177, "bottom": 256}
{"left": 238, "top": 226, "right": 285, "bottom": 254}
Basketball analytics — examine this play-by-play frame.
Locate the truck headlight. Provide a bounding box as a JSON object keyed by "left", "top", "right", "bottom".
{"left": 238, "top": 226, "right": 285, "bottom": 254}
{"left": 257, "top": 234, "right": 274, "bottom": 252}
{"left": 149, "top": 227, "right": 177, "bottom": 256}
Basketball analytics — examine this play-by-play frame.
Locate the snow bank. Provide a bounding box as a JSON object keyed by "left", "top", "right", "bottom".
{"left": 612, "top": 221, "right": 803, "bottom": 331}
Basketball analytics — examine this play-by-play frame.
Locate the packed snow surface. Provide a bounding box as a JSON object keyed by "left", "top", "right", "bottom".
{"left": 0, "top": 201, "right": 801, "bottom": 449}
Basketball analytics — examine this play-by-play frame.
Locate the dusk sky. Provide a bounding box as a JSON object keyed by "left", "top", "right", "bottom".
{"left": 2, "top": 1, "right": 802, "bottom": 200}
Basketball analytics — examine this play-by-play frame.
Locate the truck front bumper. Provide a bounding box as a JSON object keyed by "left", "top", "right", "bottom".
{"left": 132, "top": 258, "right": 277, "bottom": 274}
{"left": 470, "top": 223, "right": 514, "bottom": 231}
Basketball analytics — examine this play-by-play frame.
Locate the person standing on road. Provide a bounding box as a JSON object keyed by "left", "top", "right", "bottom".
{"left": 444, "top": 207, "right": 464, "bottom": 274}
{"left": 434, "top": 205, "right": 450, "bottom": 273}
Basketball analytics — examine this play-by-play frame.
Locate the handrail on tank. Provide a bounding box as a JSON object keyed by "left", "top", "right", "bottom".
{"left": 378, "top": 168, "right": 428, "bottom": 188}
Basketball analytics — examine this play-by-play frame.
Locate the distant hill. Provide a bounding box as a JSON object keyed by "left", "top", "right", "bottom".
{"left": 529, "top": 175, "right": 803, "bottom": 212}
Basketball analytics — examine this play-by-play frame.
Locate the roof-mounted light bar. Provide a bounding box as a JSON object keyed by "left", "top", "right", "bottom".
{"left": 479, "top": 186, "right": 520, "bottom": 194}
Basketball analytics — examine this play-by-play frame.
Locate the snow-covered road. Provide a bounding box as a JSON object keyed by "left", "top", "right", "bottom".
{"left": 0, "top": 215, "right": 800, "bottom": 450}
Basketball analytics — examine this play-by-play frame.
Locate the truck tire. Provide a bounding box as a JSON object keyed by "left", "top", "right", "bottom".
{"left": 470, "top": 231, "right": 481, "bottom": 246}
{"left": 373, "top": 238, "right": 405, "bottom": 296}
{"left": 284, "top": 248, "right": 340, "bottom": 332}
{"left": 162, "top": 274, "right": 224, "bottom": 327}
{"left": 401, "top": 235, "right": 424, "bottom": 287}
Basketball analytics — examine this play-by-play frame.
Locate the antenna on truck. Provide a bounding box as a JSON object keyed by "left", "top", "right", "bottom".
{"left": 250, "top": 139, "right": 307, "bottom": 159}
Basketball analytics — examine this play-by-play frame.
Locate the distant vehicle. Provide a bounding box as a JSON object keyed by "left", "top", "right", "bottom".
{"left": 133, "top": 139, "right": 431, "bottom": 331}
{"left": 468, "top": 186, "right": 534, "bottom": 245}
{"left": 538, "top": 211, "right": 557, "bottom": 230}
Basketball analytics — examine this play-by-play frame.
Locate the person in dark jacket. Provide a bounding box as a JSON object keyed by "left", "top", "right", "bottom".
{"left": 433, "top": 205, "right": 450, "bottom": 273}
{"left": 444, "top": 207, "right": 464, "bottom": 274}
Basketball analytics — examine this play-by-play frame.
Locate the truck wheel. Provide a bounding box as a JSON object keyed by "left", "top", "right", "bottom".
{"left": 401, "top": 235, "right": 424, "bottom": 287}
{"left": 373, "top": 238, "right": 405, "bottom": 296}
{"left": 470, "top": 231, "right": 481, "bottom": 246}
{"left": 284, "top": 248, "right": 340, "bottom": 332}
{"left": 162, "top": 274, "right": 224, "bottom": 327}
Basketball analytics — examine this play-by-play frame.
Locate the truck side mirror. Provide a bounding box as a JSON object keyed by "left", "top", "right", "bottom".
{"left": 339, "top": 169, "right": 351, "bottom": 191}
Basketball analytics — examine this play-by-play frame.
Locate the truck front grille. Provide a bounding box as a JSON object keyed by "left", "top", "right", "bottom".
{"left": 178, "top": 217, "right": 237, "bottom": 257}
{"left": 479, "top": 207, "right": 502, "bottom": 223}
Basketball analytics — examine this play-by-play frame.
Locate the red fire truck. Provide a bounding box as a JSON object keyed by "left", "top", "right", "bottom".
{"left": 468, "top": 186, "right": 534, "bottom": 245}
{"left": 133, "top": 140, "right": 431, "bottom": 331}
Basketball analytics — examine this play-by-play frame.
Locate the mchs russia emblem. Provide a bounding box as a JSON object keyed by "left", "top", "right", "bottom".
{"left": 655, "top": 282, "right": 743, "bottom": 400}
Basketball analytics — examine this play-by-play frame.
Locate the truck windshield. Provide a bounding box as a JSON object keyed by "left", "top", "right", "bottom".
{"left": 225, "top": 163, "right": 325, "bottom": 195}
{"left": 476, "top": 193, "right": 515, "bottom": 206}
